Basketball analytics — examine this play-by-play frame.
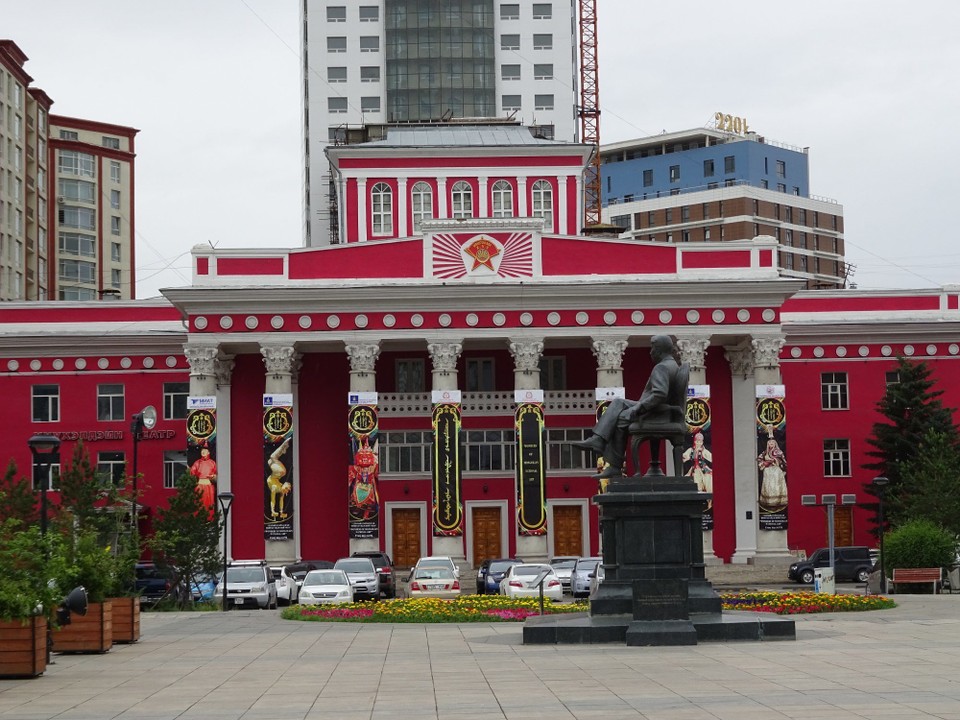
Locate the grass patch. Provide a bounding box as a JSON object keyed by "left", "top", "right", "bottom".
{"left": 721, "top": 590, "right": 896, "bottom": 614}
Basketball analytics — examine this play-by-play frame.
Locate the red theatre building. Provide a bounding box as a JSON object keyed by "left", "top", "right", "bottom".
{"left": 2, "top": 124, "right": 959, "bottom": 570}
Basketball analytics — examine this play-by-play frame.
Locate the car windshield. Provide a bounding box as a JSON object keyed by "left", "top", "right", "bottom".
{"left": 226, "top": 567, "right": 264, "bottom": 582}
{"left": 336, "top": 560, "right": 373, "bottom": 573}
{"left": 304, "top": 571, "right": 347, "bottom": 585}
{"left": 551, "top": 559, "right": 577, "bottom": 569}
{"left": 576, "top": 559, "right": 600, "bottom": 572}
{"left": 489, "top": 560, "right": 516, "bottom": 573}
{"left": 415, "top": 567, "right": 454, "bottom": 580}
{"left": 515, "top": 565, "right": 550, "bottom": 576}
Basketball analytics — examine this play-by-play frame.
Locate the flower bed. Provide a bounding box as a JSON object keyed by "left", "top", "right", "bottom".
{"left": 721, "top": 591, "right": 895, "bottom": 614}
{"left": 282, "top": 595, "right": 583, "bottom": 623}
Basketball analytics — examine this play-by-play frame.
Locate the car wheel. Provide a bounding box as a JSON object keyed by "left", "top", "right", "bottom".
{"left": 270, "top": 595, "right": 278, "bottom": 610}
{"left": 476, "top": 585, "right": 484, "bottom": 595}
{"left": 856, "top": 568, "right": 870, "bottom": 583}
{"left": 800, "top": 569, "right": 815, "bottom": 584}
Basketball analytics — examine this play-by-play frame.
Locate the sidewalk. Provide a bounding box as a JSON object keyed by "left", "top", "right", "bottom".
{"left": 2, "top": 594, "right": 959, "bottom": 720}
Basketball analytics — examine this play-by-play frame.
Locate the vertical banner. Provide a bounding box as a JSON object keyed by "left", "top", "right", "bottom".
{"left": 263, "top": 394, "right": 294, "bottom": 541}
{"left": 432, "top": 390, "right": 463, "bottom": 536}
{"left": 347, "top": 391, "right": 380, "bottom": 539}
{"left": 515, "top": 389, "right": 546, "bottom": 536}
{"left": 594, "top": 388, "right": 625, "bottom": 493}
{"left": 186, "top": 396, "right": 217, "bottom": 520}
{"left": 683, "top": 385, "right": 714, "bottom": 530}
{"left": 756, "top": 385, "right": 788, "bottom": 531}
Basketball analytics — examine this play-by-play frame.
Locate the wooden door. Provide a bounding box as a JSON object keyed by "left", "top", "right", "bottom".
{"left": 392, "top": 508, "right": 421, "bottom": 569}
{"left": 552, "top": 505, "right": 583, "bottom": 557}
{"left": 833, "top": 505, "right": 853, "bottom": 547}
{"left": 472, "top": 506, "right": 502, "bottom": 563}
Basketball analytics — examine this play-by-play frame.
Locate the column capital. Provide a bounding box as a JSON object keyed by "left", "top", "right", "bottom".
{"left": 214, "top": 354, "right": 235, "bottom": 386}
{"left": 752, "top": 335, "right": 786, "bottom": 370}
{"left": 260, "top": 344, "right": 299, "bottom": 378}
{"left": 427, "top": 340, "right": 463, "bottom": 374}
{"left": 345, "top": 342, "right": 381, "bottom": 374}
{"left": 590, "top": 337, "right": 628, "bottom": 372}
{"left": 675, "top": 335, "right": 711, "bottom": 372}
{"left": 724, "top": 342, "right": 755, "bottom": 378}
{"left": 183, "top": 344, "right": 219, "bottom": 378}
{"left": 508, "top": 338, "right": 544, "bottom": 374}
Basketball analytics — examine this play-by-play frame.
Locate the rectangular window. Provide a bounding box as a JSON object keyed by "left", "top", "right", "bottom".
{"left": 97, "top": 383, "right": 124, "bottom": 421}
{"left": 642, "top": 169, "right": 653, "bottom": 187}
{"left": 111, "top": 242, "right": 121, "bottom": 262}
{"left": 110, "top": 189, "right": 121, "bottom": 209}
{"left": 669, "top": 165, "right": 680, "bottom": 183}
{"left": 361, "top": 96, "right": 381, "bottom": 112}
{"left": 59, "top": 232, "right": 96, "bottom": 257}
{"left": 327, "top": 36, "right": 347, "bottom": 53}
{"left": 538, "top": 356, "right": 566, "bottom": 390}
{"left": 532, "top": 34, "right": 552, "bottom": 50}
{"left": 326, "top": 6, "right": 346, "bottom": 22}
{"left": 500, "top": 3, "right": 520, "bottom": 20}
{"left": 760, "top": 179, "right": 768, "bottom": 189}
{"left": 533, "top": 63, "right": 553, "bottom": 79}
{"left": 111, "top": 268, "right": 121, "bottom": 289}
{"left": 395, "top": 359, "right": 425, "bottom": 393}
{"left": 59, "top": 130, "right": 79, "bottom": 140}
{"left": 821, "top": 372, "right": 849, "bottom": 410}
{"left": 534, "top": 94, "right": 554, "bottom": 110}
{"left": 703, "top": 159, "right": 714, "bottom": 177}
{"left": 546, "top": 428, "right": 591, "bottom": 470}
{"left": 32, "top": 384, "right": 60, "bottom": 422}
{"left": 59, "top": 258, "right": 96, "bottom": 283}
{"left": 724, "top": 155, "right": 735, "bottom": 173}
{"left": 111, "top": 216, "right": 122, "bottom": 235}
{"left": 665, "top": 208, "right": 673, "bottom": 223}
{"left": 110, "top": 161, "right": 121, "bottom": 183}
{"left": 532, "top": 3, "right": 552, "bottom": 18}
{"left": 359, "top": 36, "right": 379, "bottom": 52}
{"left": 501, "top": 95, "right": 521, "bottom": 112}
{"left": 647, "top": 210, "right": 656, "bottom": 226}
{"left": 328, "top": 66, "right": 347, "bottom": 82}
{"left": 885, "top": 370, "right": 901, "bottom": 386}
{"left": 465, "top": 430, "right": 515, "bottom": 472}
{"left": 358, "top": 5, "right": 378, "bottom": 22}
{"left": 380, "top": 431, "right": 433, "bottom": 474}
{"left": 501, "top": 34, "right": 520, "bottom": 50}
{"left": 360, "top": 66, "right": 380, "bottom": 82}
{"left": 501, "top": 64, "right": 521, "bottom": 81}
{"left": 702, "top": 202, "right": 710, "bottom": 219}
{"left": 33, "top": 461, "right": 61, "bottom": 492}
{"left": 466, "top": 358, "right": 495, "bottom": 391}
{"left": 163, "top": 451, "right": 188, "bottom": 489}
{"left": 97, "top": 451, "right": 126, "bottom": 485}
{"left": 328, "top": 97, "right": 348, "bottom": 113}
{"left": 776, "top": 159, "right": 786, "bottom": 178}
{"left": 163, "top": 381, "right": 189, "bottom": 420}
{"left": 681, "top": 206, "right": 690, "bottom": 222}
{"left": 777, "top": 183, "right": 786, "bottom": 193}
{"left": 102, "top": 136, "right": 120, "bottom": 149}
{"left": 823, "top": 439, "right": 851, "bottom": 477}
{"left": 59, "top": 151, "right": 95, "bottom": 177}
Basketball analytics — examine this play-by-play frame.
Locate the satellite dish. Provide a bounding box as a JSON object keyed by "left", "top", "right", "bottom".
{"left": 141, "top": 405, "right": 158, "bottom": 430}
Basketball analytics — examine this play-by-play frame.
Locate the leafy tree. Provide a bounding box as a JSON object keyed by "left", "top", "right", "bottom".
{"left": 0, "top": 459, "right": 37, "bottom": 525}
{"left": 148, "top": 473, "right": 223, "bottom": 609}
{"left": 882, "top": 519, "right": 955, "bottom": 572}
{"left": 897, "top": 428, "right": 960, "bottom": 537}
{"left": 864, "top": 357, "right": 959, "bottom": 528}
{"left": 0, "top": 514, "right": 69, "bottom": 623}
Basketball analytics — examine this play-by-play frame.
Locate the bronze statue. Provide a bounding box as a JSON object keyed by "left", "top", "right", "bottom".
{"left": 574, "top": 335, "right": 687, "bottom": 480}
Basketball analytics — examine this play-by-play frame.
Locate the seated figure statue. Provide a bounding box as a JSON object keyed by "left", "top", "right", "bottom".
{"left": 574, "top": 335, "right": 687, "bottom": 480}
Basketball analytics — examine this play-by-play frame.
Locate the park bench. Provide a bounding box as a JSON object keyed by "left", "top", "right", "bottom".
{"left": 891, "top": 567, "right": 942, "bottom": 594}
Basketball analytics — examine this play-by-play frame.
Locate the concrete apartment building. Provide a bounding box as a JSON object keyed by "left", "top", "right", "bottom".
{"left": 600, "top": 126, "right": 848, "bottom": 289}
{"left": 301, "top": 0, "right": 578, "bottom": 246}
{"left": 0, "top": 40, "right": 137, "bottom": 302}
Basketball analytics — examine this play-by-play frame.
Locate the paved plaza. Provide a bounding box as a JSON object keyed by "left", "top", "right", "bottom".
{"left": 3, "top": 591, "right": 960, "bottom": 720}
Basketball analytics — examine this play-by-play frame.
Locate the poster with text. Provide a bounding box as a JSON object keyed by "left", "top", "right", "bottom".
{"left": 756, "top": 385, "right": 788, "bottom": 531}
{"left": 347, "top": 393, "right": 380, "bottom": 539}
{"left": 186, "top": 396, "right": 217, "bottom": 521}
{"left": 432, "top": 399, "right": 463, "bottom": 536}
{"left": 515, "top": 394, "right": 546, "bottom": 536}
{"left": 263, "top": 394, "right": 294, "bottom": 541}
{"left": 683, "top": 385, "right": 714, "bottom": 530}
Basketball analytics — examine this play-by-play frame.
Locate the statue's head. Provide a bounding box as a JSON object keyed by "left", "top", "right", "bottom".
{"left": 650, "top": 335, "right": 674, "bottom": 361}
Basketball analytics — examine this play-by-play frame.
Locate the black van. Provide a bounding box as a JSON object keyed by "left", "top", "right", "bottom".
{"left": 788, "top": 546, "right": 874, "bottom": 584}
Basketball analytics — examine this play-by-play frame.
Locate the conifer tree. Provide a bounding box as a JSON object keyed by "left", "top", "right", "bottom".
{"left": 0, "top": 459, "right": 37, "bottom": 524}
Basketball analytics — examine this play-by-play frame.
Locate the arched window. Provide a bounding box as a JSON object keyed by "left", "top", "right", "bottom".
{"left": 491, "top": 180, "right": 513, "bottom": 218}
{"left": 451, "top": 180, "right": 473, "bottom": 219}
{"left": 371, "top": 182, "right": 392, "bottom": 235}
{"left": 411, "top": 181, "right": 433, "bottom": 230}
{"left": 531, "top": 179, "right": 553, "bottom": 229}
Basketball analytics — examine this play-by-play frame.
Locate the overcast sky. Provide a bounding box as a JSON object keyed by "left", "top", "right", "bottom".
{"left": 6, "top": 1, "right": 958, "bottom": 298}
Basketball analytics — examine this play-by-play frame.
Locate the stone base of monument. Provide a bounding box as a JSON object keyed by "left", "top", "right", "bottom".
{"left": 523, "top": 474, "right": 795, "bottom": 646}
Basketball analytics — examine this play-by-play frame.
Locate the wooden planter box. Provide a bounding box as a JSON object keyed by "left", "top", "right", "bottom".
{"left": 52, "top": 600, "right": 113, "bottom": 654}
{"left": 109, "top": 596, "right": 140, "bottom": 644}
{"left": 0, "top": 615, "right": 47, "bottom": 678}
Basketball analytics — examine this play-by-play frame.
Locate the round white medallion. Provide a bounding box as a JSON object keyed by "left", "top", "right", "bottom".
{"left": 165, "top": 356, "right": 178, "bottom": 368}
{"left": 603, "top": 311, "right": 617, "bottom": 325}
{"left": 326, "top": 315, "right": 340, "bottom": 329}
{"left": 6, "top": 360, "right": 18, "bottom": 371}
{"left": 98, "top": 358, "right": 110, "bottom": 369}
{"left": 439, "top": 313, "right": 452, "bottom": 327}
{"left": 881, "top": 345, "right": 892, "bottom": 357}
{"left": 298, "top": 315, "right": 312, "bottom": 329}
{"left": 904, "top": 344, "right": 915, "bottom": 356}
{"left": 30, "top": 359, "right": 41, "bottom": 371}
{"left": 547, "top": 312, "right": 561, "bottom": 326}
{"left": 74, "top": 358, "right": 87, "bottom": 370}
{"left": 762, "top": 309, "right": 776, "bottom": 322}
{"left": 576, "top": 312, "right": 589, "bottom": 326}
{"left": 194, "top": 316, "right": 208, "bottom": 330}
{"left": 737, "top": 309, "right": 751, "bottom": 323}
{"left": 355, "top": 314, "right": 369, "bottom": 329}
{"left": 790, "top": 347, "right": 801, "bottom": 358}
{"left": 466, "top": 313, "right": 479, "bottom": 327}
{"left": 219, "top": 316, "right": 233, "bottom": 330}
{"left": 858, "top": 346, "right": 869, "bottom": 357}
{"left": 271, "top": 315, "right": 285, "bottom": 329}
{"left": 686, "top": 310, "right": 700, "bottom": 324}
{"left": 631, "top": 311, "right": 645, "bottom": 324}
{"left": 658, "top": 310, "right": 672, "bottom": 324}
{"left": 143, "top": 357, "right": 155, "bottom": 368}
{"left": 836, "top": 346, "right": 847, "bottom": 357}
{"left": 926, "top": 344, "right": 937, "bottom": 355}
{"left": 245, "top": 316, "right": 259, "bottom": 329}
{"left": 121, "top": 357, "right": 132, "bottom": 368}
{"left": 520, "top": 312, "right": 533, "bottom": 326}
{"left": 712, "top": 309, "right": 725, "bottom": 323}
{"left": 411, "top": 314, "right": 424, "bottom": 328}
{"left": 52, "top": 359, "right": 64, "bottom": 370}
{"left": 813, "top": 347, "right": 824, "bottom": 358}
{"left": 383, "top": 314, "right": 396, "bottom": 328}
{"left": 493, "top": 313, "right": 506, "bottom": 327}
{"left": 949, "top": 344, "right": 959, "bottom": 355}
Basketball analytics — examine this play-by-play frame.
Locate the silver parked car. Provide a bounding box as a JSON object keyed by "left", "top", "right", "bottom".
{"left": 570, "top": 556, "right": 602, "bottom": 599}
{"left": 223, "top": 561, "right": 278, "bottom": 609}
{"left": 333, "top": 557, "right": 380, "bottom": 601}
{"left": 549, "top": 556, "right": 580, "bottom": 593}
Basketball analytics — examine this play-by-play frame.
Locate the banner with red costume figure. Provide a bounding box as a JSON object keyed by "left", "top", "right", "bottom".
{"left": 263, "top": 393, "right": 294, "bottom": 541}
{"left": 682, "top": 385, "right": 714, "bottom": 531}
{"left": 348, "top": 392, "right": 379, "bottom": 539}
{"left": 186, "top": 396, "right": 217, "bottom": 520}
{"left": 756, "top": 385, "right": 788, "bottom": 531}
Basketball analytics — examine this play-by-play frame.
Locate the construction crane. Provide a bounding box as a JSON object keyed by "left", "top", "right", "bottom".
{"left": 578, "top": 0, "right": 602, "bottom": 229}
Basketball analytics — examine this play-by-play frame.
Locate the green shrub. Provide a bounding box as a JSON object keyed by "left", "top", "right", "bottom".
{"left": 883, "top": 519, "right": 955, "bottom": 570}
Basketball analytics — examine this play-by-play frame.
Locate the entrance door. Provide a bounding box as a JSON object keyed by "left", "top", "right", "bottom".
{"left": 472, "top": 506, "right": 502, "bottom": 562}
{"left": 552, "top": 505, "right": 583, "bottom": 557}
{"left": 833, "top": 505, "right": 853, "bottom": 547}
{"left": 392, "top": 508, "right": 421, "bottom": 569}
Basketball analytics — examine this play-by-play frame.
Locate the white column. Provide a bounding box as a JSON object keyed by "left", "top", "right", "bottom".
{"left": 345, "top": 342, "right": 381, "bottom": 555}
{"left": 478, "top": 176, "right": 489, "bottom": 218}
{"left": 517, "top": 177, "right": 528, "bottom": 217}
{"left": 214, "top": 354, "right": 235, "bottom": 561}
{"left": 397, "top": 177, "right": 408, "bottom": 237}
{"left": 557, "top": 175, "right": 569, "bottom": 234}
{"left": 437, "top": 178, "right": 448, "bottom": 218}
{"left": 356, "top": 178, "right": 368, "bottom": 242}
{"left": 726, "top": 342, "right": 757, "bottom": 564}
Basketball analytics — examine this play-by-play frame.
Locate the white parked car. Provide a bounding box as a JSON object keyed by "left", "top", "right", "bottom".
{"left": 549, "top": 556, "right": 579, "bottom": 593}
{"left": 499, "top": 563, "right": 563, "bottom": 601}
{"left": 570, "top": 557, "right": 602, "bottom": 599}
{"left": 271, "top": 565, "right": 297, "bottom": 606}
{"left": 407, "top": 565, "right": 460, "bottom": 600}
{"left": 298, "top": 569, "right": 354, "bottom": 605}
{"left": 333, "top": 557, "right": 380, "bottom": 601}
{"left": 410, "top": 555, "right": 460, "bottom": 581}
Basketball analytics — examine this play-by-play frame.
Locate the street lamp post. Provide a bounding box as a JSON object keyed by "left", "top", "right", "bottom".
{"left": 872, "top": 476, "right": 890, "bottom": 594}
{"left": 217, "top": 491, "right": 234, "bottom": 612}
{"left": 129, "top": 406, "right": 157, "bottom": 534}
{"left": 28, "top": 435, "right": 62, "bottom": 538}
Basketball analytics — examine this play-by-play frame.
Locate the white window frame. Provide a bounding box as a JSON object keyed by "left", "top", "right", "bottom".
{"left": 464, "top": 430, "right": 515, "bottom": 473}
{"left": 491, "top": 180, "right": 513, "bottom": 218}
{"left": 411, "top": 181, "right": 433, "bottom": 230}
{"left": 32, "top": 384, "right": 60, "bottom": 422}
{"left": 97, "top": 383, "right": 125, "bottom": 421}
{"left": 820, "top": 372, "right": 849, "bottom": 410}
{"left": 371, "top": 182, "right": 393, "bottom": 235}
{"left": 380, "top": 431, "right": 432, "bottom": 474}
{"left": 531, "top": 179, "right": 553, "bottom": 228}
{"left": 451, "top": 181, "right": 473, "bottom": 219}
{"left": 163, "top": 381, "right": 189, "bottom": 419}
{"left": 163, "top": 451, "right": 188, "bottom": 489}
{"left": 823, "top": 439, "right": 851, "bottom": 477}
{"left": 97, "top": 451, "right": 126, "bottom": 485}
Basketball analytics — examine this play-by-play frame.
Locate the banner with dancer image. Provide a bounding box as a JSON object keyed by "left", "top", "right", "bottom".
{"left": 432, "top": 390, "right": 463, "bottom": 536}
{"left": 186, "top": 396, "right": 218, "bottom": 521}
{"left": 347, "top": 391, "right": 380, "bottom": 539}
{"left": 756, "top": 385, "right": 788, "bottom": 531}
{"left": 515, "top": 389, "right": 546, "bottom": 536}
{"left": 683, "top": 385, "right": 714, "bottom": 531}
{"left": 263, "top": 394, "right": 294, "bottom": 541}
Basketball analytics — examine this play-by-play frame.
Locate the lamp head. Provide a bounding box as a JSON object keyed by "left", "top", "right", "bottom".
{"left": 217, "top": 491, "right": 235, "bottom": 513}
{"left": 28, "top": 434, "right": 62, "bottom": 457}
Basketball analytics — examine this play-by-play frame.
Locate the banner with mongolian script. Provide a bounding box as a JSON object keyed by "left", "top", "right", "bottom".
{"left": 348, "top": 391, "right": 380, "bottom": 539}
{"left": 515, "top": 390, "right": 546, "bottom": 535}
{"left": 432, "top": 390, "right": 463, "bottom": 536}
{"left": 594, "top": 388, "right": 625, "bottom": 493}
{"left": 263, "top": 394, "right": 294, "bottom": 541}
{"left": 756, "top": 385, "right": 788, "bottom": 531}
{"left": 683, "top": 385, "right": 714, "bottom": 531}
{"left": 186, "top": 396, "right": 217, "bottom": 520}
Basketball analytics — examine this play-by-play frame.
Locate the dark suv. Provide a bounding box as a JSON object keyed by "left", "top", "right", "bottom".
{"left": 135, "top": 563, "right": 172, "bottom": 606}
{"left": 351, "top": 551, "right": 396, "bottom": 598}
{"left": 789, "top": 546, "right": 874, "bottom": 584}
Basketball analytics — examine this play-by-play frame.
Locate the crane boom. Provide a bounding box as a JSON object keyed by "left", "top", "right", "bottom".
{"left": 578, "top": 0, "right": 601, "bottom": 229}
